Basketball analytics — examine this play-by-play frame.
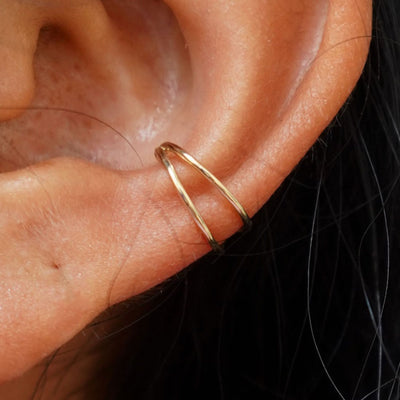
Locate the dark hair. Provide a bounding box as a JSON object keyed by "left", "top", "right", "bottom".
{"left": 43, "top": 1, "right": 400, "bottom": 399}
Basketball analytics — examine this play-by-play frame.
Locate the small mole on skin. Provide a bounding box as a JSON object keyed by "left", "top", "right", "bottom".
{"left": 52, "top": 262, "right": 60, "bottom": 270}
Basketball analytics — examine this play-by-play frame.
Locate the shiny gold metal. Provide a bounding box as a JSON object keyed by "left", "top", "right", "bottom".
{"left": 155, "top": 142, "right": 251, "bottom": 252}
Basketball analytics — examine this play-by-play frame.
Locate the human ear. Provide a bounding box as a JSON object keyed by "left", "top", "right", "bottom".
{"left": 0, "top": 0, "right": 371, "bottom": 382}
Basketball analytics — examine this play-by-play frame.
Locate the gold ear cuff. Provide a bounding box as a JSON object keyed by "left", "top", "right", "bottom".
{"left": 155, "top": 142, "right": 251, "bottom": 252}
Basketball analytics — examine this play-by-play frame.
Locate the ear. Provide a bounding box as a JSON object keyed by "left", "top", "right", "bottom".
{"left": 0, "top": 0, "right": 371, "bottom": 382}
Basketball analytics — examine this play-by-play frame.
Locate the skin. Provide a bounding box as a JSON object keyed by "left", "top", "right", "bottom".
{"left": 0, "top": 0, "right": 371, "bottom": 398}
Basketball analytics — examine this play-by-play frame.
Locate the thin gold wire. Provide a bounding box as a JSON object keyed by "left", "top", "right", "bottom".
{"left": 155, "top": 142, "right": 252, "bottom": 252}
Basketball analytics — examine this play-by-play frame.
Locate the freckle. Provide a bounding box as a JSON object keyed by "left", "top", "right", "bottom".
{"left": 51, "top": 262, "right": 60, "bottom": 270}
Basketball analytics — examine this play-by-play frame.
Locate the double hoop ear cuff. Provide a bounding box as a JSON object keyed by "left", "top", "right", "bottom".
{"left": 155, "top": 142, "right": 252, "bottom": 253}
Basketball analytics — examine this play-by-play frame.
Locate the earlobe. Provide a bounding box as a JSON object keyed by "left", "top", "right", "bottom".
{"left": 0, "top": 0, "right": 372, "bottom": 383}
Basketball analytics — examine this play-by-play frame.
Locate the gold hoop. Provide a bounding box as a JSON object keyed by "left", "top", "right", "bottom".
{"left": 154, "top": 142, "right": 251, "bottom": 252}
